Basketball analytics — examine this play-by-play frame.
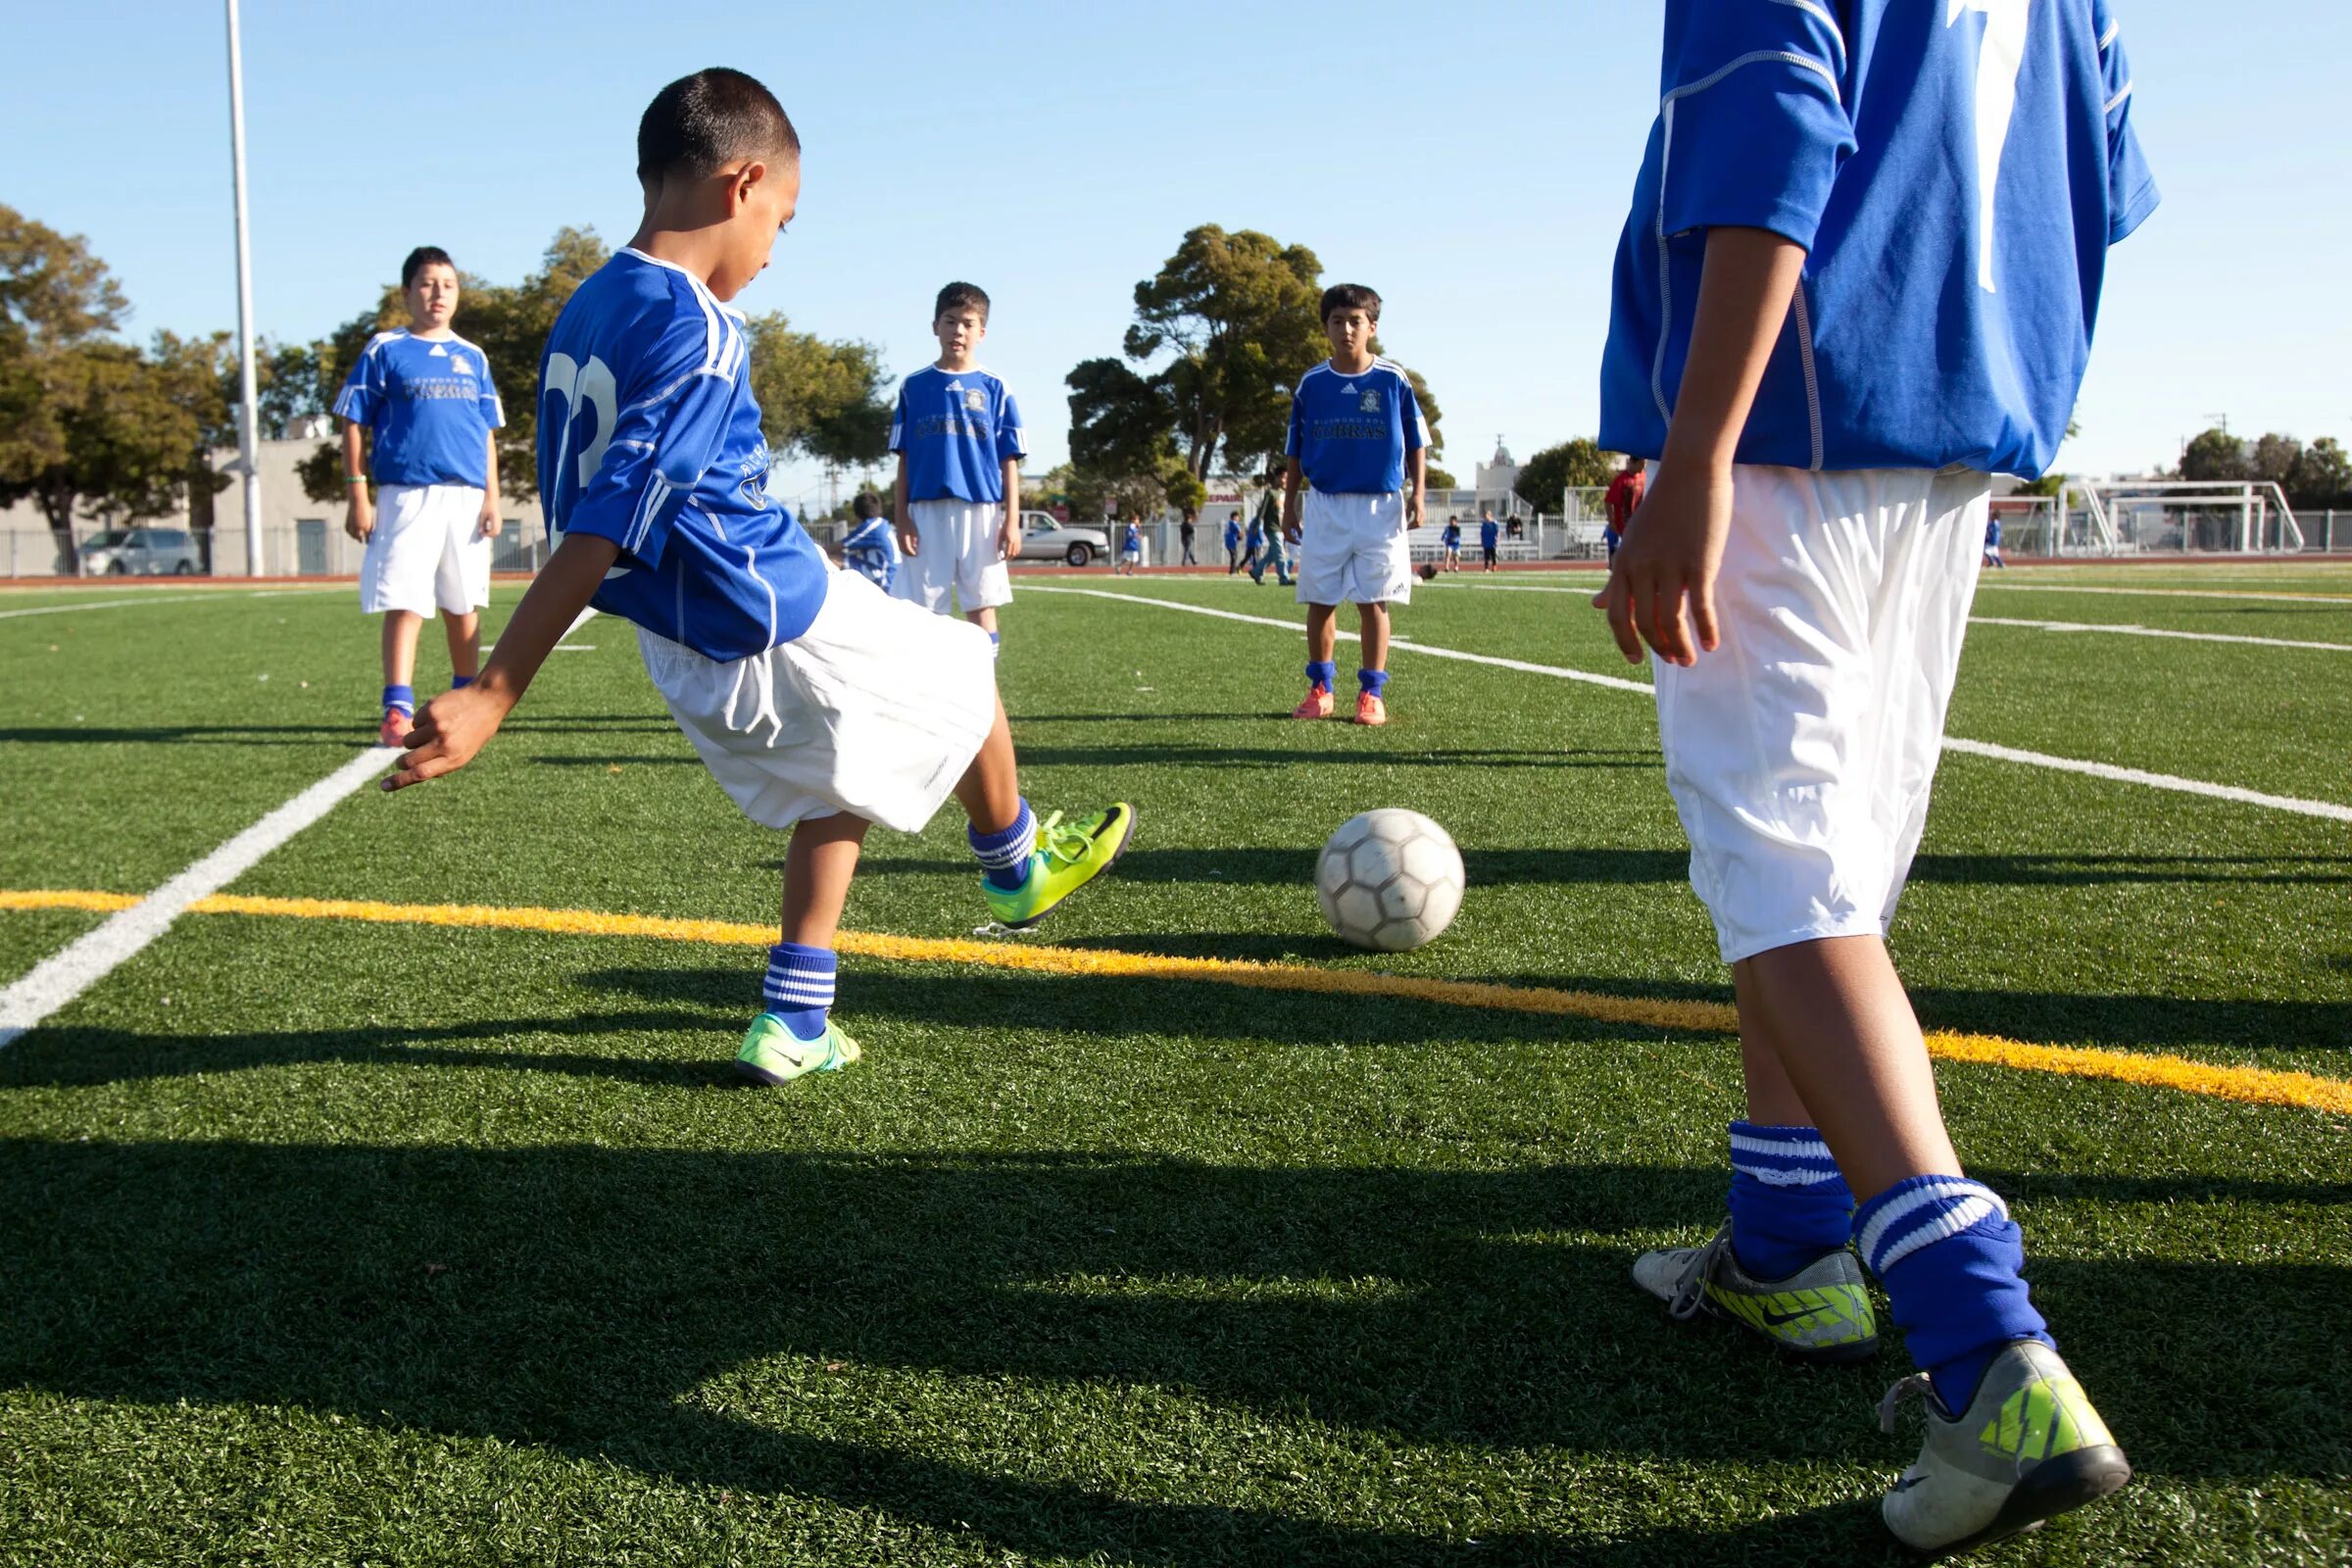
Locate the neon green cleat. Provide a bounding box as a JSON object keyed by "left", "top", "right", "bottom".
{"left": 1879, "top": 1340, "right": 2130, "bottom": 1555}
{"left": 733, "top": 1012, "right": 861, "bottom": 1087}
{"left": 1632, "top": 1220, "right": 1879, "bottom": 1364}
{"left": 982, "top": 804, "right": 1138, "bottom": 930}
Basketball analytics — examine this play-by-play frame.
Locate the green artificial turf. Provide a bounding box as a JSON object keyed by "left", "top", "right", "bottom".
{"left": 0, "top": 566, "right": 2346, "bottom": 1566}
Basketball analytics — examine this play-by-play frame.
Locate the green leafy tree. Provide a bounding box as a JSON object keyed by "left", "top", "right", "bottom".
{"left": 2249, "top": 431, "right": 2304, "bottom": 489}
{"left": 2178, "top": 427, "right": 2247, "bottom": 482}
{"left": 745, "top": 316, "right": 892, "bottom": 468}
{"left": 1066, "top": 357, "right": 1179, "bottom": 477}
{"left": 1425, "top": 466, "right": 1458, "bottom": 490}
{"left": 2289, "top": 436, "right": 2350, "bottom": 508}
{"left": 1514, "top": 438, "right": 1619, "bottom": 512}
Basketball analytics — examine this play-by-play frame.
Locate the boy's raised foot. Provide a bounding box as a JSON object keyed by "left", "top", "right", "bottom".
{"left": 1354, "top": 692, "right": 1388, "bottom": 726}
{"left": 734, "top": 1012, "right": 861, "bottom": 1086}
{"left": 1632, "top": 1220, "right": 1879, "bottom": 1363}
{"left": 378, "top": 710, "right": 413, "bottom": 749}
{"left": 1879, "top": 1341, "right": 2130, "bottom": 1557}
{"left": 983, "top": 804, "right": 1137, "bottom": 930}
{"left": 1292, "top": 687, "right": 1335, "bottom": 720}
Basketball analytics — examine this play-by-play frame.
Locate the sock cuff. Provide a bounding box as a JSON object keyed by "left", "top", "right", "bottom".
{"left": 1357, "top": 668, "right": 1389, "bottom": 695}
{"left": 1853, "top": 1175, "right": 2011, "bottom": 1278}
{"left": 967, "top": 800, "right": 1036, "bottom": 870}
{"left": 763, "top": 942, "right": 838, "bottom": 1009}
{"left": 1728, "top": 1121, "right": 1844, "bottom": 1189}
{"left": 452, "top": 673, "right": 475, "bottom": 690}
{"left": 1305, "top": 660, "right": 1337, "bottom": 690}
{"left": 382, "top": 683, "right": 416, "bottom": 715}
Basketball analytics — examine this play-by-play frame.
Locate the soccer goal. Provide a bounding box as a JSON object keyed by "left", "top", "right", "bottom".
{"left": 2050, "top": 479, "right": 2305, "bottom": 556}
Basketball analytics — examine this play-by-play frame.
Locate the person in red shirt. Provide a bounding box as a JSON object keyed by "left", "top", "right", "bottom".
{"left": 1602, "top": 454, "right": 1645, "bottom": 563}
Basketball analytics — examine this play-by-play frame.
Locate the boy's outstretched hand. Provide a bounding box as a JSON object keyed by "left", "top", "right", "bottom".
{"left": 1590, "top": 463, "right": 1730, "bottom": 667}
{"left": 384, "top": 684, "right": 514, "bottom": 790}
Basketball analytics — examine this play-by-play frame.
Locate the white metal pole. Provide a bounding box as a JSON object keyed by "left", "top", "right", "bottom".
{"left": 225, "top": 0, "right": 264, "bottom": 576}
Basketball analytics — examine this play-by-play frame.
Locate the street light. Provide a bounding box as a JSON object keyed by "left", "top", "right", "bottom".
{"left": 224, "top": 0, "right": 263, "bottom": 576}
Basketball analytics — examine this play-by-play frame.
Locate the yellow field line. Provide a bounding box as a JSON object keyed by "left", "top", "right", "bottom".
{"left": 4, "top": 887, "right": 2346, "bottom": 1116}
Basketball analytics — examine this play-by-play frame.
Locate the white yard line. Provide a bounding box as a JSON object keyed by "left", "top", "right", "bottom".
{"left": 1973, "top": 582, "right": 2352, "bottom": 607}
{"left": 483, "top": 605, "right": 598, "bottom": 655}
{"left": 0, "top": 586, "right": 335, "bottom": 620}
{"left": 1967, "top": 615, "right": 2352, "bottom": 653}
{"left": 1032, "top": 584, "right": 2352, "bottom": 822}
{"left": 0, "top": 747, "right": 398, "bottom": 1050}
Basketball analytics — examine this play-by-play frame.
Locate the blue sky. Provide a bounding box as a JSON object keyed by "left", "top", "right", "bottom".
{"left": 7, "top": 1, "right": 2348, "bottom": 512}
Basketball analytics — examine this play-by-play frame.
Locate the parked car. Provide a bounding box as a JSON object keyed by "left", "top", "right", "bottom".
{"left": 1013, "top": 512, "right": 1111, "bottom": 567}
{"left": 81, "top": 527, "right": 203, "bottom": 576}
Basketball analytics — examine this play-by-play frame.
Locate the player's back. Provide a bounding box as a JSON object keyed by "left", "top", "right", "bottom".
{"left": 1601, "top": 0, "right": 2155, "bottom": 479}
{"left": 538, "top": 250, "right": 827, "bottom": 660}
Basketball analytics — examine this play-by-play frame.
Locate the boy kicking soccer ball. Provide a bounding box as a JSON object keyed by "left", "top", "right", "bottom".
{"left": 1595, "top": 0, "right": 2154, "bottom": 1553}
{"left": 1283, "top": 284, "right": 1429, "bottom": 726}
{"left": 387, "top": 69, "right": 1134, "bottom": 1086}
{"left": 891, "top": 282, "right": 1024, "bottom": 646}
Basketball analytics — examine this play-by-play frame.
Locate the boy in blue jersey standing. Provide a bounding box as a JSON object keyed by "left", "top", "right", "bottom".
{"left": 1116, "top": 513, "right": 1143, "bottom": 575}
{"left": 1441, "top": 514, "right": 1462, "bottom": 572}
{"left": 835, "top": 490, "right": 900, "bottom": 592}
{"left": 890, "top": 283, "right": 1023, "bottom": 643}
{"left": 1594, "top": 1, "right": 2155, "bottom": 1552}
{"left": 1984, "top": 514, "right": 2006, "bottom": 567}
{"left": 1477, "top": 509, "right": 1499, "bottom": 572}
{"left": 387, "top": 69, "right": 1135, "bottom": 1087}
{"left": 334, "top": 247, "right": 506, "bottom": 748}
{"left": 1283, "top": 284, "right": 1429, "bottom": 726}
{"left": 1223, "top": 511, "right": 1245, "bottom": 574}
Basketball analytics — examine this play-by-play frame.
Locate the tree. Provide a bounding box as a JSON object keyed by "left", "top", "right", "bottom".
{"left": 2178, "top": 427, "right": 2247, "bottom": 482}
{"left": 743, "top": 316, "right": 893, "bottom": 467}
{"left": 2249, "top": 431, "right": 2304, "bottom": 490}
{"left": 1066, "top": 357, "right": 1178, "bottom": 477}
{"left": 2290, "top": 437, "right": 2350, "bottom": 509}
{"left": 1514, "top": 438, "right": 1620, "bottom": 512}
{"left": 1425, "top": 466, "right": 1458, "bottom": 490}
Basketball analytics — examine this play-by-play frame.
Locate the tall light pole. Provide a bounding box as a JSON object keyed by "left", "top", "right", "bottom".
{"left": 224, "top": 0, "right": 264, "bottom": 575}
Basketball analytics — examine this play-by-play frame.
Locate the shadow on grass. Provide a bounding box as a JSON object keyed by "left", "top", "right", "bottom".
{"left": 2, "top": 1135, "right": 2340, "bottom": 1561}
{"left": 1011, "top": 743, "right": 1655, "bottom": 772}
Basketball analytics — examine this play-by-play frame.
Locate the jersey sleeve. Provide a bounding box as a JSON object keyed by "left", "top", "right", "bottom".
{"left": 995, "top": 382, "right": 1027, "bottom": 464}
{"left": 476, "top": 353, "right": 507, "bottom": 430}
{"left": 558, "top": 313, "right": 738, "bottom": 568}
{"left": 1396, "top": 372, "right": 1429, "bottom": 454}
{"left": 331, "top": 339, "right": 384, "bottom": 425}
{"left": 1284, "top": 388, "right": 1305, "bottom": 458}
{"left": 887, "top": 381, "right": 908, "bottom": 454}
{"left": 2094, "top": 2, "right": 2159, "bottom": 243}
{"left": 1654, "top": 0, "right": 1855, "bottom": 249}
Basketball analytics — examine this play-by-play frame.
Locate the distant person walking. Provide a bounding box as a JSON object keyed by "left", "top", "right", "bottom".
{"left": 1223, "top": 510, "right": 1246, "bottom": 573}
{"left": 1179, "top": 508, "right": 1199, "bottom": 564}
{"left": 1603, "top": 454, "right": 1645, "bottom": 563}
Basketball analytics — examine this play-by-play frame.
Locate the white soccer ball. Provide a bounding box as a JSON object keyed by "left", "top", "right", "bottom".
{"left": 1314, "top": 808, "right": 1466, "bottom": 953}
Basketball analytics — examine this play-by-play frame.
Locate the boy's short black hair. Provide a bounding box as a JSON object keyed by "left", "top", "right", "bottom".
{"left": 851, "top": 490, "right": 883, "bottom": 520}
{"left": 401, "top": 246, "right": 455, "bottom": 289}
{"left": 934, "top": 281, "right": 990, "bottom": 322}
{"left": 1320, "top": 283, "right": 1382, "bottom": 323}
{"left": 638, "top": 69, "right": 801, "bottom": 186}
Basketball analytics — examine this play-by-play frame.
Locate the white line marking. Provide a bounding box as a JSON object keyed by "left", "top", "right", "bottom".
{"left": 483, "top": 605, "right": 598, "bottom": 656}
{"left": 1974, "top": 582, "right": 2352, "bottom": 607}
{"left": 1967, "top": 615, "right": 2352, "bottom": 653}
{"left": 0, "top": 587, "right": 337, "bottom": 620}
{"left": 1940, "top": 739, "right": 2352, "bottom": 823}
{"left": 0, "top": 747, "right": 396, "bottom": 1050}
{"left": 1032, "top": 585, "right": 2352, "bottom": 821}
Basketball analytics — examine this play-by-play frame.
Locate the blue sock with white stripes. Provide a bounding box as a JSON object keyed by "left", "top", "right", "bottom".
{"left": 1855, "top": 1175, "right": 2052, "bottom": 1414}
{"left": 382, "top": 683, "right": 415, "bottom": 717}
{"left": 968, "top": 800, "right": 1037, "bottom": 892}
{"left": 1726, "top": 1121, "right": 1854, "bottom": 1279}
{"left": 761, "top": 942, "right": 837, "bottom": 1041}
{"left": 1305, "top": 660, "right": 1337, "bottom": 693}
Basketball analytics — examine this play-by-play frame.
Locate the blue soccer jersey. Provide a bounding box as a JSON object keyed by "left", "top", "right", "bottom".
{"left": 333, "top": 328, "right": 504, "bottom": 488}
{"left": 1479, "top": 518, "right": 1499, "bottom": 550}
{"left": 1442, "top": 520, "right": 1461, "bottom": 547}
{"left": 890, "top": 366, "right": 1025, "bottom": 504}
{"left": 839, "top": 514, "right": 901, "bottom": 591}
{"left": 1599, "top": 0, "right": 2156, "bottom": 478}
{"left": 1285, "top": 359, "right": 1428, "bottom": 496}
{"left": 536, "top": 249, "right": 830, "bottom": 661}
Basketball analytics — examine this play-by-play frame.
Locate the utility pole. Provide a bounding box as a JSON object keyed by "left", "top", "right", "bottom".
{"left": 225, "top": 0, "right": 264, "bottom": 575}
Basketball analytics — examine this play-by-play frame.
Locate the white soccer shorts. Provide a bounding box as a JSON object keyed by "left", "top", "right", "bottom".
{"left": 639, "top": 568, "right": 999, "bottom": 835}
{"left": 1294, "top": 490, "right": 1412, "bottom": 607}
{"left": 360, "top": 482, "right": 491, "bottom": 617}
{"left": 893, "top": 498, "right": 1013, "bottom": 614}
{"left": 1651, "top": 464, "right": 1990, "bottom": 964}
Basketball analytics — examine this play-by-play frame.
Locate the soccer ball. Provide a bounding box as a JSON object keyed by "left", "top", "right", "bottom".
{"left": 1315, "top": 809, "right": 1466, "bottom": 952}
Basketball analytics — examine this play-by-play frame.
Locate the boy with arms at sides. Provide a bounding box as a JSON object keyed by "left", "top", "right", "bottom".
{"left": 1223, "top": 509, "right": 1245, "bottom": 574}
{"left": 890, "top": 282, "right": 1023, "bottom": 645}
{"left": 1477, "top": 507, "right": 1498, "bottom": 573}
{"left": 1594, "top": 0, "right": 2154, "bottom": 1552}
{"left": 388, "top": 69, "right": 1136, "bottom": 1086}
{"left": 1283, "top": 284, "right": 1428, "bottom": 727}
{"left": 836, "top": 489, "right": 900, "bottom": 592}
{"left": 1116, "top": 512, "right": 1143, "bottom": 575}
{"left": 336, "top": 246, "right": 505, "bottom": 747}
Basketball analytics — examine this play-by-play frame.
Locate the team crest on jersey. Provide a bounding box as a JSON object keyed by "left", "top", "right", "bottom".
{"left": 450, "top": 355, "right": 470, "bottom": 376}
{"left": 1359, "top": 388, "right": 1380, "bottom": 413}
{"left": 963, "top": 387, "right": 988, "bottom": 412}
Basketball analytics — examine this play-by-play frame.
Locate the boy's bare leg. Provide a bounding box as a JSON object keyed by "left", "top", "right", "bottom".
{"left": 1734, "top": 935, "right": 1962, "bottom": 1200}
{"left": 1356, "top": 601, "right": 1391, "bottom": 671}
{"left": 1736, "top": 1006, "right": 1814, "bottom": 1127}
{"left": 965, "top": 607, "right": 999, "bottom": 636}
{"left": 779, "top": 812, "right": 871, "bottom": 948}
{"left": 1303, "top": 602, "right": 1339, "bottom": 665}
{"left": 444, "top": 610, "right": 482, "bottom": 682}
{"left": 952, "top": 694, "right": 1022, "bottom": 836}
{"left": 381, "top": 610, "right": 423, "bottom": 689}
